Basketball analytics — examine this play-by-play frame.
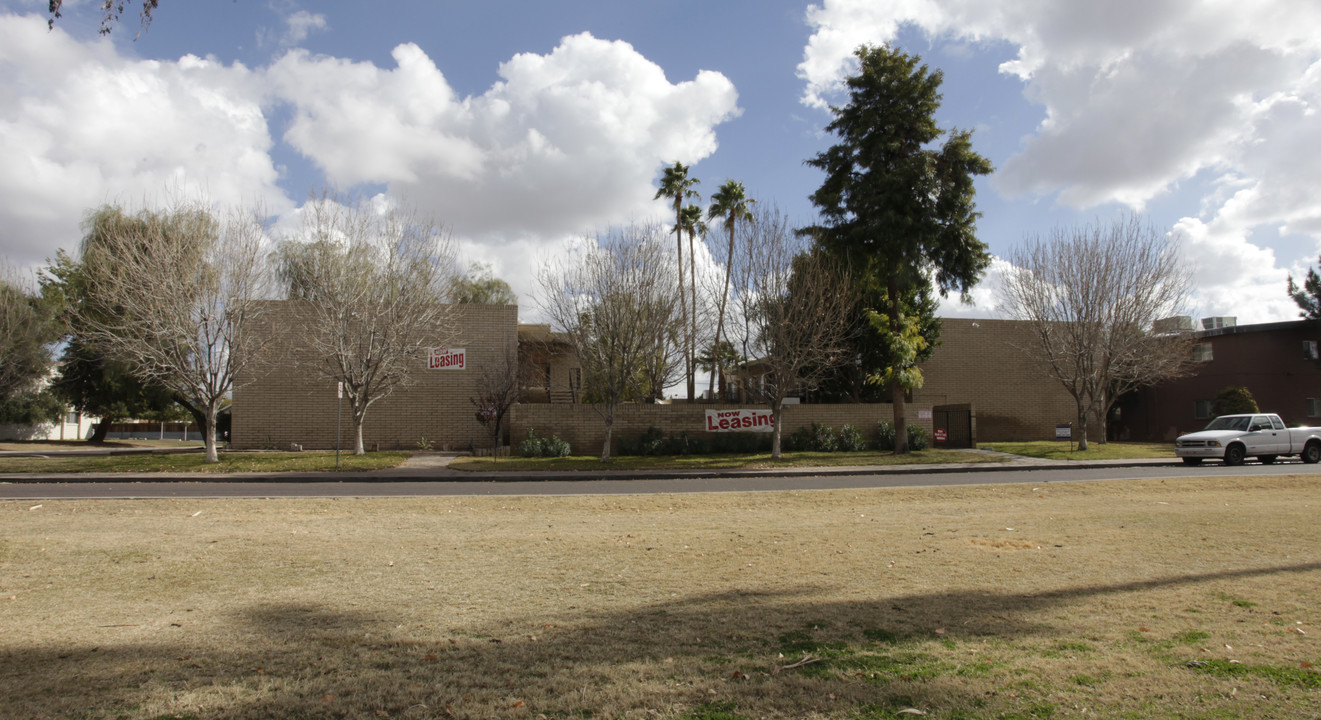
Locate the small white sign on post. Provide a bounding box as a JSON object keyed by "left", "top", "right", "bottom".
{"left": 428, "top": 348, "right": 467, "bottom": 370}
{"left": 1055, "top": 424, "right": 1072, "bottom": 439}
{"left": 337, "top": 381, "right": 343, "bottom": 399}
{"left": 917, "top": 409, "right": 932, "bottom": 420}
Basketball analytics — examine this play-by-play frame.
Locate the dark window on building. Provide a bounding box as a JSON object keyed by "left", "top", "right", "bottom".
{"left": 1194, "top": 399, "right": 1214, "bottom": 419}
{"left": 1192, "top": 343, "right": 1213, "bottom": 362}
{"left": 1305, "top": 341, "right": 1318, "bottom": 360}
{"left": 1309, "top": 399, "right": 1321, "bottom": 418}
{"left": 569, "top": 368, "right": 581, "bottom": 388}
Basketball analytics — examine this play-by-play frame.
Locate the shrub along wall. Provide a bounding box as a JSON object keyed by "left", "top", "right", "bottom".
{"left": 509, "top": 403, "right": 935, "bottom": 456}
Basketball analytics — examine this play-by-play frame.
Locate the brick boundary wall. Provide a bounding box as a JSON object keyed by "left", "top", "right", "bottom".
{"left": 510, "top": 403, "right": 935, "bottom": 456}
{"left": 232, "top": 302, "right": 518, "bottom": 452}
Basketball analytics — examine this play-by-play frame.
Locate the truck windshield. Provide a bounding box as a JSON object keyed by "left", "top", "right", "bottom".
{"left": 1204, "top": 416, "right": 1250, "bottom": 431}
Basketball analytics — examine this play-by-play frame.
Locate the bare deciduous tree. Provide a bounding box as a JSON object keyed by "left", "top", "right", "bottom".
{"left": 538, "top": 224, "right": 680, "bottom": 462}
{"left": 469, "top": 342, "right": 524, "bottom": 458}
{"left": 276, "top": 194, "right": 459, "bottom": 455}
{"left": 744, "top": 205, "right": 856, "bottom": 458}
{"left": 998, "top": 214, "right": 1196, "bottom": 449}
{"left": 74, "top": 201, "right": 272, "bottom": 463}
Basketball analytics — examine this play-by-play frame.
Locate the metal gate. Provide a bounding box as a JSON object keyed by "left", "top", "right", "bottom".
{"left": 933, "top": 404, "right": 973, "bottom": 448}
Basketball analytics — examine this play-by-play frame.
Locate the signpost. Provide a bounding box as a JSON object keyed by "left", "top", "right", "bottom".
{"left": 1056, "top": 423, "right": 1073, "bottom": 452}
{"left": 336, "top": 381, "right": 343, "bottom": 468}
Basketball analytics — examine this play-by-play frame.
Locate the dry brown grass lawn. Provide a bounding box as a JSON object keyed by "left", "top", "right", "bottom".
{"left": 2, "top": 475, "right": 1319, "bottom": 720}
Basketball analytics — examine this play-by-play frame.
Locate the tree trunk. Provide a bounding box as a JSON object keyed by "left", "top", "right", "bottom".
{"left": 676, "top": 204, "right": 691, "bottom": 402}
{"left": 888, "top": 276, "right": 909, "bottom": 454}
{"left": 204, "top": 404, "right": 220, "bottom": 463}
{"left": 1076, "top": 407, "right": 1089, "bottom": 451}
{"left": 600, "top": 418, "right": 613, "bottom": 463}
{"left": 89, "top": 420, "right": 110, "bottom": 443}
{"left": 771, "top": 399, "right": 783, "bottom": 459}
{"left": 353, "top": 404, "right": 366, "bottom": 455}
{"left": 688, "top": 228, "right": 698, "bottom": 402}
{"left": 709, "top": 223, "right": 735, "bottom": 398}
{"left": 891, "top": 380, "right": 909, "bottom": 454}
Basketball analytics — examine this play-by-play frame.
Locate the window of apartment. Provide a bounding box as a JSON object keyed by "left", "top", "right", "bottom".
{"left": 1305, "top": 341, "right": 1318, "bottom": 360}
{"left": 65, "top": 409, "right": 79, "bottom": 425}
{"left": 1192, "top": 343, "right": 1213, "bottom": 362}
{"left": 1194, "top": 399, "right": 1214, "bottom": 419}
{"left": 1309, "top": 398, "right": 1321, "bottom": 418}
{"left": 569, "top": 368, "right": 581, "bottom": 389}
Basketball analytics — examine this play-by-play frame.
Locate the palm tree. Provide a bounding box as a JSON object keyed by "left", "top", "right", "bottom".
{"left": 654, "top": 162, "right": 701, "bottom": 399}
{"left": 678, "top": 204, "right": 706, "bottom": 401}
{"left": 706, "top": 179, "right": 754, "bottom": 399}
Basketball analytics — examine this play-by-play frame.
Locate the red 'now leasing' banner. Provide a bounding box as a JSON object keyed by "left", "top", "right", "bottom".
{"left": 704, "top": 409, "right": 774, "bottom": 432}
{"left": 428, "top": 348, "right": 466, "bottom": 370}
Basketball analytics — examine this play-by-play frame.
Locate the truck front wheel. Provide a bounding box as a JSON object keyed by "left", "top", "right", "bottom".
{"left": 1224, "top": 444, "right": 1246, "bottom": 466}
{"left": 1303, "top": 442, "right": 1321, "bottom": 464}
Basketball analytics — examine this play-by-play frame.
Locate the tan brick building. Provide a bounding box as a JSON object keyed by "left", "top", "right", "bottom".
{"left": 232, "top": 307, "right": 1083, "bottom": 452}
{"left": 913, "top": 318, "right": 1082, "bottom": 442}
{"left": 232, "top": 302, "right": 520, "bottom": 452}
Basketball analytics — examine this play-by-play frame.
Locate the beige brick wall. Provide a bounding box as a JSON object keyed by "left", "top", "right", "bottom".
{"left": 232, "top": 309, "right": 1081, "bottom": 451}
{"left": 232, "top": 302, "right": 518, "bottom": 451}
{"left": 914, "top": 318, "right": 1081, "bottom": 442}
{"left": 510, "top": 403, "right": 934, "bottom": 455}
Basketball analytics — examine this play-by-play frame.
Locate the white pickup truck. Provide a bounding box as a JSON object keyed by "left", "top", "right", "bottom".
{"left": 1174, "top": 413, "right": 1321, "bottom": 466}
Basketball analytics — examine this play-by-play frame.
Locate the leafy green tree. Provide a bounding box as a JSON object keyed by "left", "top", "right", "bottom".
{"left": 655, "top": 163, "right": 702, "bottom": 399}
{"left": 0, "top": 387, "right": 66, "bottom": 427}
{"left": 70, "top": 201, "right": 273, "bottom": 462}
{"left": 0, "top": 268, "right": 59, "bottom": 407}
{"left": 1288, "top": 257, "right": 1321, "bottom": 327}
{"left": 696, "top": 340, "right": 742, "bottom": 401}
{"left": 1213, "top": 386, "right": 1259, "bottom": 416}
{"left": 706, "top": 179, "right": 755, "bottom": 399}
{"left": 43, "top": 245, "right": 182, "bottom": 443}
{"left": 804, "top": 44, "right": 992, "bottom": 453}
{"left": 449, "top": 263, "right": 518, "bottom": 305}
{"left": 817, "top": 280, "right": 941, "bottom": 403}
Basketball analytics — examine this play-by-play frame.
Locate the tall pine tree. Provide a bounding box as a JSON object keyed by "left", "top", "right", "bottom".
{"left": 804, "top": 45, "right": 992, "bottom": 453}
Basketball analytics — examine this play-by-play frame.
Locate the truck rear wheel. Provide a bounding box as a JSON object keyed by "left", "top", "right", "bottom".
{"left": 1303, "top": 442, "right": 1321, "bottom": 464}
{"left": 1224, "top": 444, "right": 1245, "bottom": 466}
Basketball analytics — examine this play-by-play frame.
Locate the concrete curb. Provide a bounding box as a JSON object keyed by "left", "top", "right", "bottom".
{"left": 0, "top": 457, "right": 1189, "bottom": 484}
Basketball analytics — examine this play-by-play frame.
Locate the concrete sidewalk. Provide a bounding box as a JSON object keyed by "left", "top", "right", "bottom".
{"left": 0, "top": 448, "right": 1193, "bottom": 484}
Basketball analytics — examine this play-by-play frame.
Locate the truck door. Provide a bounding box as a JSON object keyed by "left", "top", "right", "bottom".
{"left": 1248, "top": 414, "right": 1286, "bottom": 454}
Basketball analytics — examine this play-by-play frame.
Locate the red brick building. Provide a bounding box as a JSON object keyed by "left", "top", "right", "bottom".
{"left": 1114, "top": 319, "right": 1321, "bottom": 441}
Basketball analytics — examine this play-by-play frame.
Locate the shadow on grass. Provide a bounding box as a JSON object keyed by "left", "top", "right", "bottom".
{"left": 3, "top": 562, "right": 1319, "bottom": 718}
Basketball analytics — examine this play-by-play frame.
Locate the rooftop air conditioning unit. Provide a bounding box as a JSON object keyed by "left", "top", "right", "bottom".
{"left": 1201, "top": 316, "right": 1237, "bottom": 330}
{"left": 1153, "top": 316, "right": 1195, "bottom": 333}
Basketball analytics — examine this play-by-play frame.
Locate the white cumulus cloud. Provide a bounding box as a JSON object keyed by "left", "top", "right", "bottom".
{"left": 800, "top": 0, "right": 1321, "bottom": 322}
{"left": 268, "top": 32, "right": 740, "bottom": 244}
{"left": 0, "top": 14, "right": 292, "bottom": 271}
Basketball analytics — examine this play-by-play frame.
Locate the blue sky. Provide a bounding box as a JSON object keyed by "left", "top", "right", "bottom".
{"left": 3, "top": 0, "right": 1320, "bottom": 325}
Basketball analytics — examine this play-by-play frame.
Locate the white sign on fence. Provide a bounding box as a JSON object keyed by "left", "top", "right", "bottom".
{"left": 704, "top": 409, "right": 775, "bottom": 432}
{"left": 428, "top": 348, "right": 467, "bottom": 370}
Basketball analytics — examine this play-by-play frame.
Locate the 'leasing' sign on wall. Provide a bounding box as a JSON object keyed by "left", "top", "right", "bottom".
{"left": 704, "top": 409, "right": 774, "bottom": 432}
{"left": 428, "top": 348, "right": 466, "bottom": 370}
